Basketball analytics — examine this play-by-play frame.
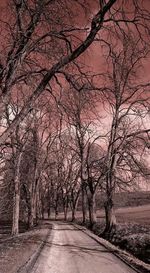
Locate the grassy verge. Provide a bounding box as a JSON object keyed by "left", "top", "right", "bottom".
{"left": 76, "top": 219, "right": 150, "bottom": 265}
{"left": 0, "top": 221, "right": 52, "bottom": 273}
{"left": 73, "top": 204, "right": 150, "bottom": 265}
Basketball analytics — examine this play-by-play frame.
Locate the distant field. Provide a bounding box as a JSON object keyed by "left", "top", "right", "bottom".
{"left": 76, "top": 191, "right": 150, "bottom": 225}
{"left": 97, "top": 204, "right": 150, "bottom": 225}
{"left": 96, "top": 191, "right": 150, "bottom": 209}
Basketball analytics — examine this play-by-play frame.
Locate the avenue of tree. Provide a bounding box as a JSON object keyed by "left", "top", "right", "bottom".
{"left": 0, "top": 0, "right": 149, "bottom": 237}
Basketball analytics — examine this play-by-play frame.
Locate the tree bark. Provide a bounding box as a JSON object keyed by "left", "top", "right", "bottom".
{"left": 28, "top": 196, "right": 36, "bottom": 228}
{"left": 64, "top": 206, "right": 68, "bottom": 221}
{"left": 88, "top": 192, "right": 97, "bottom": 229}
{"left": 11, "top": 151, "right": 23, "bottom": 236}
{"left": 71, "top": 206, "right": 76, "bottom": 222}
{"left": 55, "top": 208, "right": 58, "bottom": 220}
{"left": 47, "top": 186, "right": 51, "bottom": 219}
{"left": 81, "top": 183, "right": 88, "bottom": 224}
{"left": 47, "top": 207, "right": 51, "bottom": 219}
{"left": 28, "top": 182, "right": 38, "bottom": 228}
{"left": 22, "top": 184, "right": 32, "bottom": 229}
{"left": 103, "top": 198, "right": 116, "bottom": 237}
{"left": 28, "top": 165, "right": 40, "bottom": 228}
{"left": 71, "top": 196, "right": 79, "bottom": 222}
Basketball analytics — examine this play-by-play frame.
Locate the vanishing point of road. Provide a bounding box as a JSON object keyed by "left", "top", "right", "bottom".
{"left": 31, "top": 222, "right": 137, "bottom": 273}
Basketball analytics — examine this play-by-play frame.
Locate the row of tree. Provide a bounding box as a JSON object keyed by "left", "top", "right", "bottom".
{"left": 0, "top": 0, "right": 150, "bottom": 237}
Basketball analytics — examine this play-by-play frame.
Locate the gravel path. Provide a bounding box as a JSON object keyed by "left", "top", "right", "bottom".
{"left": 31, "top": 222, "right": 138, "bottom": 273}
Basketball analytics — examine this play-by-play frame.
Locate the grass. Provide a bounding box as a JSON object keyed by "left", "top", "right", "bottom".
{"left": 97, "top": 191, "right": 150, "bottom": 209}
{"left": 0, "top": 221, "right": 51, "bottom": 273}
{"left": 96, "top": 204, "right": 150, "bottom": 225}
{"left": 0, "top": 220, "right": 28, "bottom": 240}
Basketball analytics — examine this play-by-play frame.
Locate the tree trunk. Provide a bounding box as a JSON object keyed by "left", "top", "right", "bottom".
{"left": 47, "top": 207, "right": 51, "bottom": 219}
{"left": 29, "top": 194, "right": 37, "bottom": 228}
{"left": 28, "top": 167, "right": 39, "bottom": 228}
{"left": 71, "top": 206, "right": 76, "bottom": 222}
{"left": 55, "top": 209, "right": 58, "bottom": 220}
{"left": 103, "top": 198, "right": 116, "bottom": 237}
{"left": 71, "top": 200, "right": 78, "bottom": 222}
{"left": 64, "top": 206, "right": 68, "bottom": 221}
{"left": 70, "top": 190, "right": 80, "bottom": 222}
{"left": 22, "top": 184, "right": 32, "bottom": 229}
{"left": 81, "top": 183, "right": 88, "bottom": 224}
{"left": 54, "top": 200, "right": 59, "bottom": 220}
{"left": 88, "top": 192, "right": 97, "bottom": 229}
{"left": 28, "top": 201, "right": 34, "bottom": 228}
{"left": 36, "top": 189, "right": 40, "bottom": 223}
{"left": 12, "top": 152, "right": 22, "bottom": 236}
{"left": 27, "top": 205, "right": 32, "bottom": 228}
{"left": 47, "top": 187, "right": 51, "bottom": 219}
{"left": 41, "top": 204, "right": 45, "bottom": 219}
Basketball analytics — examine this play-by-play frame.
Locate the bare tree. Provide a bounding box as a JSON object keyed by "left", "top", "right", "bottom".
{"left": 0, "top": 0, "right": 150, "bottom": 237}
{"left": 58, "top": 85, "right": 99, "bottom": 223}
{"left": 99, "top": 35, "right": 150, "bottom": 236}
{"left": 85, "top": 141, "right": 106, "bottom": 228}
{"left": 1, "top": 0, "right": 150, "bottom": 144}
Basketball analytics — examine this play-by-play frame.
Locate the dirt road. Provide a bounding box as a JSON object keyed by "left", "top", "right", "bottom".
{"left": 31, "top": 222, "right": 137, "bottom": 273}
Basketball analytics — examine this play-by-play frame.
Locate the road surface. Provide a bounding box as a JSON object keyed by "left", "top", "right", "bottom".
{"left": 31, "top": 222, "right": 137, "bottom": 273}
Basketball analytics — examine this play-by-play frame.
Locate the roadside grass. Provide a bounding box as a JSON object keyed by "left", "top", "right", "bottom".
{"left": 0, "top": 221, "right": 51, "bottom": 273}
{"left": 99, "top": 205, "right": 150, "bottom": 264}
{"left": 94, "top": 221, "right": 150, "bottom": 264}
{"left": 74, "top": 205, "right": 150, "bottom": 265}
{"left": 0, "top": 221, "right": 28, "bottom": 240}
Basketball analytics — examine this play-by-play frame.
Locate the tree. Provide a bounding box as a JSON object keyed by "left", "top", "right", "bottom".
{"left": 59, "top": 85, "right": 99, "bottom": 223}
{"left": 1, "top": 0, "right": 149, "bottom": 144}
{"left": 85, "top": 141, "right": 106, "bottom": 228}
{"left": 0, "top": 0, "right": 150, "bottom": 237}
{"left": 100, "top": 35, "right": 150, "bottom": 236}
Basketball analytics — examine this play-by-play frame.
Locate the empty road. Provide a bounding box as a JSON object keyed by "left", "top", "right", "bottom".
{"left": 31, "top": 222, "right": 137, "bottom": 273}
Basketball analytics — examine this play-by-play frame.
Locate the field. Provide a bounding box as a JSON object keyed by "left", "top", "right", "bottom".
{"left": 97, "top": 204, "right": 150, "bottom": 225}
{"left": 64, "top": 203, "right": 150, "bottom": 226}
